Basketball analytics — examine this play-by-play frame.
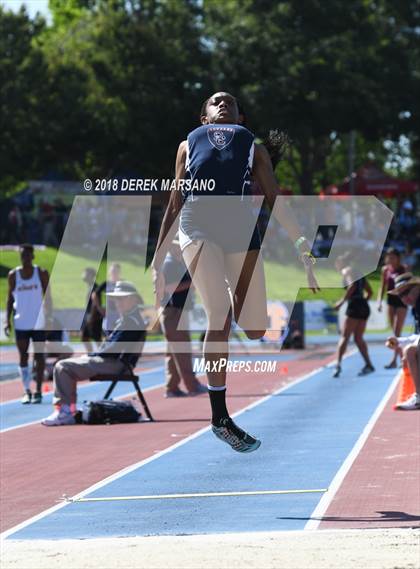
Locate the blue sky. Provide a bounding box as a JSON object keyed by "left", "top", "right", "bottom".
{"left": 1, "top": 0, "right": 50, "bottom": 18}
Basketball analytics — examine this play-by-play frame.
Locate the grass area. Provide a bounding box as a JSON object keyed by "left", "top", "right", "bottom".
{"left": 0, "top": 247, "right": 382, "bottom": 310}
{"left": 0, "top": 247, "right": 153, "bottom": 310}
{"left": 260, "top": 258, "right": 380, "bottom": 303}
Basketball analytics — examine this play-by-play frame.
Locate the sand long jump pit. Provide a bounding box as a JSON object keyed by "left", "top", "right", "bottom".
{"left": 2, "top": 528, "right": 419, "bottom": 569}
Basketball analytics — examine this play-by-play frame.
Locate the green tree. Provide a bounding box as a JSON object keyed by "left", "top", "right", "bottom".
{"left": 0, "top": 6, "right": 48, "bottom": 192}
{"left": 275, "top": 132, "right": 390, "bottom": 193}
{"left": 38, "top": 0, "right": 211, "bottom": 178}
{"left": 203, "top": 0, "right": 419, "bottom": 193}
{"left": 49, "top": 0, "right": 97, "bottom": 26}
{"left": 400, "top": 2, "right": 420, "bottom": 182}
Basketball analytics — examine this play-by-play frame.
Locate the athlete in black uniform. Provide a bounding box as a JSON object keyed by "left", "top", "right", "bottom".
{"left": 333, "top": 254, "right": 375, "bottom": 378}
{"left": 152, "top": 92, "right": 319, "bottom": 452}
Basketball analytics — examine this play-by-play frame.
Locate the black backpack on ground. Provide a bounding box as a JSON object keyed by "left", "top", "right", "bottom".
{"left": 81, "top": 399, "right": 141, "bottom": 424}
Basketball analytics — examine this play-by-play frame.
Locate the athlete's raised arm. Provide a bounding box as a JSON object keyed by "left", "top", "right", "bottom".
{"left": 253, "top": 144, "right": 301, "bottom": 241}
{"left": 253, "top": 143, "right": 320, "bottom": 293}
{"left": 151, "top": 141, "right": 186, "bottom": 303}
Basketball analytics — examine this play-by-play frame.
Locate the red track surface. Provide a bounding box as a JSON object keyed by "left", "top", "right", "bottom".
{"left": 1, "top": 349, "right": 334, "bottom": 532}
{"left": 320, "top": 389, "right": 420, "bottom": 529}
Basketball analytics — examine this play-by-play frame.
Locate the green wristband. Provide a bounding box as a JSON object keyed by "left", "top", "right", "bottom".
{"left": 294, "top": 236, "right": 307, "bottom": 251}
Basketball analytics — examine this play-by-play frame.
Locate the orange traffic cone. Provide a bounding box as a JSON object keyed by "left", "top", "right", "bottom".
{"left": 393, "top": 366, "right": 415, "bottom": 410}
{"left": 42, "top": 383, "right": 51, "bottom": 393}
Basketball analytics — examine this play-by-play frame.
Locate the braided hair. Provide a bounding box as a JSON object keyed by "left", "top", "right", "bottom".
{"left": 237, "top": 101, "right": 291, "bottom": 170}
{"left": 263, "top": 129, "right": 291, "bottom": 171}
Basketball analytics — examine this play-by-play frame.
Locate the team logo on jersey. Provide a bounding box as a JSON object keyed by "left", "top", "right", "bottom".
{"left": 207, "top": 127, "right": 235, "bottom": 150}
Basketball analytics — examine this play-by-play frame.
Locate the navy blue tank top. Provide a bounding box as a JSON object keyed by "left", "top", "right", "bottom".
{"left": 178, "top": 123, "right": 260, "bottom": 252}
{"left": 183, "top": 124, "right": 254, "bottom": 201}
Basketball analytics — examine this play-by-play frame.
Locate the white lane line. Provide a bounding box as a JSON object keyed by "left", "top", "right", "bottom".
{"left": 64, "top": 488, "right": 328, "bottom": 503}
{"left": 304, "top": 370, "right": 401, "bottom": 531}
{"left": 0, "top": 365, "right": 165, "bottom": 406}
{"left": 0, "top": 369, "right": 165, "bottom": 434}
{"left": 1, "top": 418, "right": 50, "bottom": 433}
{"left": 1, "top": 358, "right": 335, "bottom": 540}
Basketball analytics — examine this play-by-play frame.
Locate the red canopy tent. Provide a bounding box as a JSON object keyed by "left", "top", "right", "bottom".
{"left": 322, "top": 162, "right": 418, "bottom": 198}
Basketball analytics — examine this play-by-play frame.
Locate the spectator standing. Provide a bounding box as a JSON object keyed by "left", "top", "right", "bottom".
{"left": 378, "top": 248, "right": 408, "bottom": 368}
{"left": 333, "top": 254, "right": 375, "bottom": 378}
{"left": 81, "top": 267, "right": 103, "bottom": 353}
{"left": 4, "top": 244, "right": 52, "bottom": 403}
{"left": 159, "top": 240, "right": 207, "bottom": 397}
{"left": 40, "top": 200, "right": 59, "bottom": 247}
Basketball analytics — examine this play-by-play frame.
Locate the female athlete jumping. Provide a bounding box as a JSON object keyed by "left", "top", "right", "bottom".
{"left": 152, "top": 91, "right": 319, "bottom": 452}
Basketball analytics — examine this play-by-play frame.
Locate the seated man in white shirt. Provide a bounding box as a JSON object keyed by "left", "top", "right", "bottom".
{"left": 41, "top": 281, "right": 146, "bottom": 425}
{"left": 386, "top": 273, "right": 420, "bottom": 410}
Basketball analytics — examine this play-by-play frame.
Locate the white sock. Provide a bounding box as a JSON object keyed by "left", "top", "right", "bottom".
{"left": 19, "top": 367, "right": 31, "bottom": 391}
